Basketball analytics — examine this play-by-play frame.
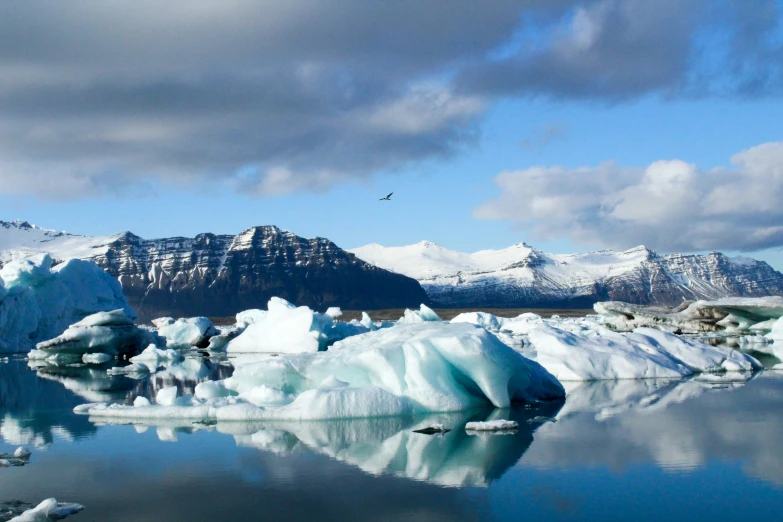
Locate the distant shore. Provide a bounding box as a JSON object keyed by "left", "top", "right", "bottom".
{"left": 208, "top": 308, "right": 594, "bottom": 325}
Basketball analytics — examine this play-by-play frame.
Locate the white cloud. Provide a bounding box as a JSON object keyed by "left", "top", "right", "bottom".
{"left": 475, "top": 140, "right": 783, "bottom": 251}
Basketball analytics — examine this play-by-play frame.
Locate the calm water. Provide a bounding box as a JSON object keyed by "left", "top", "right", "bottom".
{"left": 2, "top": 356, "right": 783, "bottom": 521}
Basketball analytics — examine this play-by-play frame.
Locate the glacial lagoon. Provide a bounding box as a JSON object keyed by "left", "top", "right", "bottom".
{"left": 2, "top": 356, "right": 783, "bottom": 521}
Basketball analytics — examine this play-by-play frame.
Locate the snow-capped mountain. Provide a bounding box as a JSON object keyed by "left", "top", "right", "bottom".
{"left": 0, "top": 221, "right": 428, "bottom": 319}
{"left": 350, "top": 241, "right": 783, "bottom": 308}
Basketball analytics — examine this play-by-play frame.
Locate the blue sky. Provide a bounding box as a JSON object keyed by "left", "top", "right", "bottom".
{"left": 2, "top": 1, "right": 783, "bottom": 267}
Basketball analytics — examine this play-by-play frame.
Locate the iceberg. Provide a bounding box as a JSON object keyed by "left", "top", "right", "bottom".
{"left": 397, "top": 304, "right": 442, "bottom": 324}
{"left": 595, "top": 297, "right": 783, "bottom": 335}
{"left": 34, "top": 309, "right": 152, "bottom": 357}
{"left": 157, "top": 317, "right": 216, "bottom": 347}
{"left": 528, "top": 324, "right": 761, "bottom": 381}
{"left": 79, "top": 322, "right": 565, "bottom": 422}
{"left": 227, "top": 298, "right": 339, "bottom": 354}
{"left": 465, "top": 420, "right": 519, "bottom": 431}
{"left": 0, "top": 254, "right": 135, "bottom": 353}
{"left": 129, "top": 344, "right": 184, "bottom": 366}
{"left": 8, "top": 498, "right": 84, "bottom": 522}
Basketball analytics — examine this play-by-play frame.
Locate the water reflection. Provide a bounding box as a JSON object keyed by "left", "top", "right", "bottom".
{"left": 90, "top": 404, "right": 562, "bottom": 488}
{"left": 521, "top": 373, "right": 783, "bottom": 486}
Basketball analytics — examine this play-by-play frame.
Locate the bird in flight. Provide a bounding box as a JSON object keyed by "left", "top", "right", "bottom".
{"left": 380, "top": 192, "right": 393, "bottom": 201}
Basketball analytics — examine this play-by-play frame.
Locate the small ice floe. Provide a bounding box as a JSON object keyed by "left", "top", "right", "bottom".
{"left": 0, "top": 447, "right": 32, "bottom": 467}
{"left": 465, "top": 420, "right": 519, "bottom": 432}
{"left": 413, "top": 424, "right": 451, "bottom": 435}
{"left": 772, "top": 363, "right": 783, "bottom": 371}
{"left": 0, "top": 357, "right": 9, "bottom": 363}
{"left": 8, "top": 498, "right": 84, "bottom": 521}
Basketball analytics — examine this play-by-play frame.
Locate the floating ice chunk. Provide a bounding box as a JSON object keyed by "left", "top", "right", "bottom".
{"left": 227, "top": 297, "right": 336, "bottom": 354}
{"left": 134, "top": 396, "right": 151, "bottom": 407}
{"left": 465, "top": 420, "right": 518, "bottom": 431}
{"left": 360, "top": 312, "right": 377, "bottom": 331}
{"left": 84, "top": 322, "right": 564, "bottom": 422}
{"left": 14, "top": 446, "right": 31, "bottom": 459}
{"left": 129, "top": 344, "right": 183, "bottom": 366}
{"left": 82, "top": 353, "right": 112, "bottom": 364}
{"left": 325, "top": 307, "right": 342, "bottom": 319}
{"left": 151, "top": 317, "right": 175, "bottom": 328}
{"left": 528, "top": 324, "right": 761, "bottom": 381}
{"left": 772, "top": 363, "right": 783, "bottom": 371}
{"left": 72, "top": 309, "right": 133, "bottom": 327}
{"left": 157, "top": 317, "right": 216, "bottom": 347}
{"left": 195, "top": 381, "right": 234, "bottom": 400}
{"left": 35, "top": 309, "right": 151, "bottom": 356}
{"left": 235, "top": 309, "right": 267, "bottom": 327}
{"left": 26, "top": 350, "right": 48, "bottom": 360}
{"left": 156, "top": 386, "right": 179, "bottom": 406}
{"left": 9, "top": 498, "right": 84, "bottom": 522}
{"left": 398, "top": 304, "right": 442, "bottom": 324}
{"left": 451, "top": 312, "right": 503, "bottom": 332}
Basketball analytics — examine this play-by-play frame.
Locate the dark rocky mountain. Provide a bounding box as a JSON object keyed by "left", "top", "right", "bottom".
{"left": 0, "top": 221, "right": 429, "bottom": 319}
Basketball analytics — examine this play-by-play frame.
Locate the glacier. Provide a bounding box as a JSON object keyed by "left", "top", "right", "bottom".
{"left": 0, "top": 255, "right": 135, "bottom": 353}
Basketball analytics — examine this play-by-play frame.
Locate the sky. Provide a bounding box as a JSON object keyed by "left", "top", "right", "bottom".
{"left": 2, "top": 1, "right": 783, "bottom": 267}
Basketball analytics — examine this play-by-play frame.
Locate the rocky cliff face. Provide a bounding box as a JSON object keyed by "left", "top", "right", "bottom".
{"left": 351, "top": 242, "right": 783, "bottom": 308}
{"left": 0, "top": 221, "right": 430, "bottom": 319}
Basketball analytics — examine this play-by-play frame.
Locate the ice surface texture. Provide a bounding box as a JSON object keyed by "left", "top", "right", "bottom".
{"left": 81, "top": 322, "right": 565, "bottom": 421}
{"left": 0, "top": 254, "right": 135, "bottom": 353}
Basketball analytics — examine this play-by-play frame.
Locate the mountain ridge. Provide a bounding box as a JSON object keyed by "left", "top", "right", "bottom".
{"left": 349, "top": 241, "right": 783, "bottom": 308}
{"left": 0, "top": 221, "right": 430, "bottom": 319}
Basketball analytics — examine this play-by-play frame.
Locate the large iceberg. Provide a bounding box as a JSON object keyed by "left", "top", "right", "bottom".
{"left": 450, "top": 309, "right": 763, "bottom": 381}
{"left": 34, "top": 309, "right": 153, "bottom": 357}
{"left": 595, "top": 297, "right": 783, "bottom": 335}
{"left": 529, "top": 325, "right": 761, "bottom": 381}
{"left": 79, "top": 322, "right": 565, "bottom": 422}
{"left": 0, "top": 254, "right": 135, "bottom": 353}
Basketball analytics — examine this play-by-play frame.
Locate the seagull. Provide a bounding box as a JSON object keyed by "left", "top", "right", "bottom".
{"left": 380, "top": 192, "right": 393, "bottom": 201}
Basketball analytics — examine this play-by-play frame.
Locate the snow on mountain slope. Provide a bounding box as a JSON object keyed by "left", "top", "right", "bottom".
{"left": 350, "top": 242, "right": 783, "bottom": 308}
{"left": 0, "top": 221, "right": 428, "bottom": 318}
{"left": 0, "top": 220, "right": 114, "bottom": 263}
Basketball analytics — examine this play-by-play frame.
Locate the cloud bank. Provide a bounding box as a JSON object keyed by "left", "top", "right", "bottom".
{"left": 0, "top": 0, "right": 781, "bottom": 198}
{"left": 475, "top": 141, "right": 783, "bottom": 252}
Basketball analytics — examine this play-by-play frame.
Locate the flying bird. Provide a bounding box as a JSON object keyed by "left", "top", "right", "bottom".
{"left": 380, "top": 192, "right": 393, "bottom": 201}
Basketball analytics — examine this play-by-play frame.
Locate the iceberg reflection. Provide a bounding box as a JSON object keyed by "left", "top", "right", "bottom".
{"left": 89, "top": 403, "right": 562, "bottom": 487}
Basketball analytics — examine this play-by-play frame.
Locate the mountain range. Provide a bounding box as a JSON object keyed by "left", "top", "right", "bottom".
{"left": 350, "top": 241, "right": 783, "bottom": 308}
{"left": 3, "top": 220, "right": 783, "bottom": 318}
{"left": 0, "top": 220, "right": 427, "bottom": 319}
